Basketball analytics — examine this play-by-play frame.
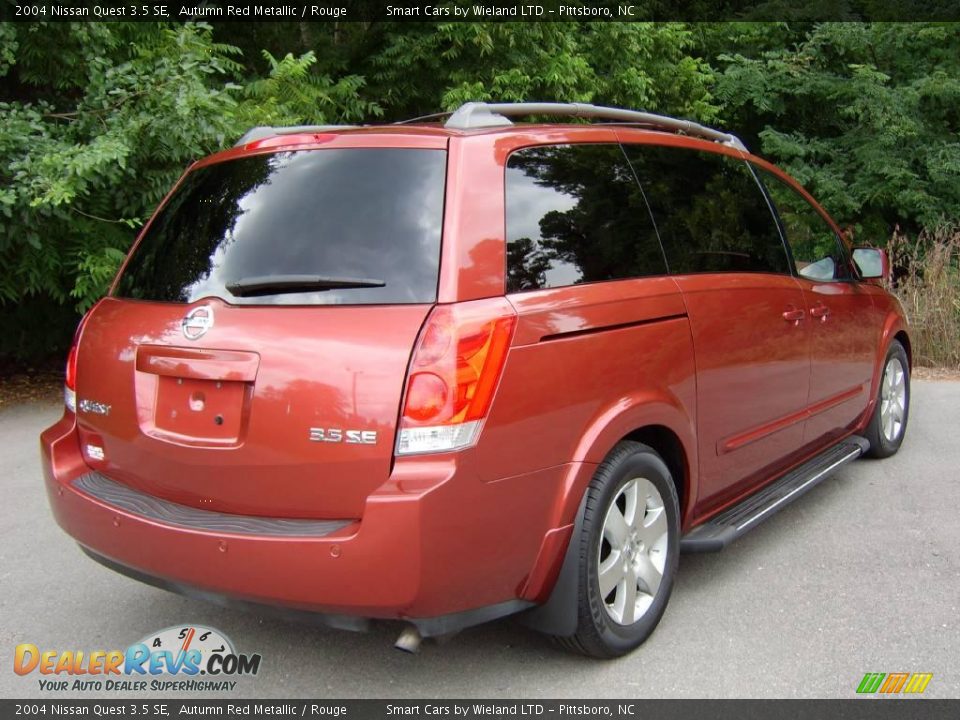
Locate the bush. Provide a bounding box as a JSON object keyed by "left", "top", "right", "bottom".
{"left": 889, "top": 228, "right": 960, "bottom": 370}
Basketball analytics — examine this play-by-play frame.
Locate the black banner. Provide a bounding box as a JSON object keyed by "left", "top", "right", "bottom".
{"left": 2, "top": 0, "right": 960, "bottom": 22}
{"left": 2, "top": 700, "right": 960, "bottom": 720}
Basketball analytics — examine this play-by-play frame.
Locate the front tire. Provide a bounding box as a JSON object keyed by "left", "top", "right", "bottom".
{"left": 864, "top": 340, "right": 910, "bottom": 458}
{"left": 556, "top": 441, "right": 680, "bottom": 658}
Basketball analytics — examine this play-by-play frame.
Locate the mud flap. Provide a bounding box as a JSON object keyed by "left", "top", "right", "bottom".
{"left": 517, "top": 491, "right": 589, "bottom": 637}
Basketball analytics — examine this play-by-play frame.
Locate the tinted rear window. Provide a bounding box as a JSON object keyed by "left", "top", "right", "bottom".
{"left": 505, "top": 144, "right": 668, "bottom": 293}
{"left": 116, "top": 149, "right": 446, "bottom": 305}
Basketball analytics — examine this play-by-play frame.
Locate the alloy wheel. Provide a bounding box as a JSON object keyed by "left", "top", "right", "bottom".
{"left": 879, "top": 357, "right": 907, "bottom": 443}
{"left": 597, "top": 477, "right": 669, "bottom": 625}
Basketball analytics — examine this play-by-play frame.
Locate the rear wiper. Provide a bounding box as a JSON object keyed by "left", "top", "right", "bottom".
{"left": 225, "top": 275, "right": 386, "bottom": 297}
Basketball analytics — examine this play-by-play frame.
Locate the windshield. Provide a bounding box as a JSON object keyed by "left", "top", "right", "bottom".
{"left": 115, "top": 148, "right": 447, "bottom": 305}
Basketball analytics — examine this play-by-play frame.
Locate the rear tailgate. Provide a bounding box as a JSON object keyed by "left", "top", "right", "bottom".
{"left": 73, "top": 142, "right": 447, "bottom": 519}
{"left": 74, "top": 299, "right": 428, "bottom": 519}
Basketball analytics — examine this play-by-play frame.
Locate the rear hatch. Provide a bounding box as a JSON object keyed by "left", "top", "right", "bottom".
{"left": 73, "top": 142, "right": 447, "bottom": 519}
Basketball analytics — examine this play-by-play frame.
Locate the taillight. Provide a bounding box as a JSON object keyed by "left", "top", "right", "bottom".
{"left": 397, "top": 298, "right": 517, "bottom": 455}
{"left": 64, "top": 305, "right": 98, "bottom": 414}
{"left": 64, "top": 345, "right": 78, "bottom": 413}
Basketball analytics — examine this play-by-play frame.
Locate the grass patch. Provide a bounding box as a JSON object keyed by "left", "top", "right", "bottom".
{"left": 889, "top": 228, "right": 960, "bottom": 371}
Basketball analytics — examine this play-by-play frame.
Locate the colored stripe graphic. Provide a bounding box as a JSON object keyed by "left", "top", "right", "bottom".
{"left": 857, "top": 673, "right": 886, "bottom": 693}
{"left": 903, "top": 673, "right": 933, "bottom": 694}
{"left": 880, "top": 672, "right": 909, "bottom": 693}
{"left": 858, "top": 672, "right": 933, "bottom": 694}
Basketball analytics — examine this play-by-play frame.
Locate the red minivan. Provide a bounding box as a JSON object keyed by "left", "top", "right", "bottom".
{"left": 40, "top": 103, "right": 910, "bottom": 657}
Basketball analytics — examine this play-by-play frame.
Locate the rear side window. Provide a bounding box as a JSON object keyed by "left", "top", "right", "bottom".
{"left": 116, "top": 149, "right": 447, "bottom": 305}
{"left": 505, "top": 144, "right": 667, "bottom": 293}
{"left": 620, "top": 145, "right": 789, "bottom": 275}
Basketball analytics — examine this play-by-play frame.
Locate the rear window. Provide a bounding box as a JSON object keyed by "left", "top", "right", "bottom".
{"left": 116, "top": 148, "right": 447, "bottom": 305}
{"left": 505, "top": 143, "right": 668, "bottom": 293}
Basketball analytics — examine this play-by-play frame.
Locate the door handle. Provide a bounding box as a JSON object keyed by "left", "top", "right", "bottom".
{"left": 810, "top": 304, "right": 831, "bottom": 321}
{"left": 136, "top": 346, "right": 260, "bottom": 382}
{"left": 782, "top": 308, "right": 805, "bottom": 324}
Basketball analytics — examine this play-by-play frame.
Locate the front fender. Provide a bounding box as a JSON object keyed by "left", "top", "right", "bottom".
{"left": 858, "top": 306, "right": 910, "bottom": 431}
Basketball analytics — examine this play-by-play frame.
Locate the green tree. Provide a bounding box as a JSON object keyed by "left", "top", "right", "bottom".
{"left": 0, "top": 23, "right": 245, "bottom": 314}
{"left": 240, "top": 49, "right": 379, "bottom": 126}
{"left": 712, "top": 22, "right": 960, "bottom": 239}
{"left": 368, "top": 22, "right": 718, "bottom": 119}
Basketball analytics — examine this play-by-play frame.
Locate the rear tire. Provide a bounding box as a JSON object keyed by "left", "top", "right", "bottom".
{"left": 864, "top": 340, "right": 910, "bottom": 459}
{"left": 555, "top": 441, "right": 680, "bottom": 658}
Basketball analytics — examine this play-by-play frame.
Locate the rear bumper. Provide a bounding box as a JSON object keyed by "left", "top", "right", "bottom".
{"left": 78, "top": 546, "right": 532, "bottom": 638}
{"left": 41, "top": 413, "right": 577, "bottom": 629}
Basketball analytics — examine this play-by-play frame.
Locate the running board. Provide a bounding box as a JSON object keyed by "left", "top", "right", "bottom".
{"left": 680, "top": 435, "right": 869, "bottom": 553}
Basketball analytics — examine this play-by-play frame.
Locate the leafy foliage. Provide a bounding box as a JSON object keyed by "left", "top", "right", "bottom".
{"left": 369, "top": 22, "right": 717, "bottom": 119}
{"left": 241, "top": 49, "right": 380, "bottom": 125}
{"left": 0, "top": 23, "right": 244, "bottom": 316}
{"left": 712, "top": 22, "right": 960, "bottom": 240}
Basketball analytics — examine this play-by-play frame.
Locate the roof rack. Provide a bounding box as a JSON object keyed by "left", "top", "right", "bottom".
{"left": 393, "top": 111, "right": 454, "bottom": 125}
{"left": 233, "top": 125, "right": 358, "bottom": 147}
{"left": 443, "top": 102, "right": 747, "bottom": 151}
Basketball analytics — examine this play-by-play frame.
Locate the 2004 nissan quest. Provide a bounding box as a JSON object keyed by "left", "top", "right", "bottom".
{"left": 40, "top": 102, "right": 911, "bottom": 658}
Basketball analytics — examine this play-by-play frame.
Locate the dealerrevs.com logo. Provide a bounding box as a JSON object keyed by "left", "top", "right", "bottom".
{"left": 14, "top": 625, "right": 261, "bottom": 693}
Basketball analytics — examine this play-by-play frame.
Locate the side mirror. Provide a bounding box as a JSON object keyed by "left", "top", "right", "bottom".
{"left": 852, "top": 247, "right": 890, "bottom": 282}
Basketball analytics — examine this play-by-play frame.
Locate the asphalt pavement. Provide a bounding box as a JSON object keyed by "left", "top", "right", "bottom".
{"left": 2, "top": 381, "right": 957, "bottom": 699}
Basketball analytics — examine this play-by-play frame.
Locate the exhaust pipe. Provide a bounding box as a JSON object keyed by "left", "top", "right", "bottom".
{"left": 394, "top": 625, "right": 423, "bottom": 654}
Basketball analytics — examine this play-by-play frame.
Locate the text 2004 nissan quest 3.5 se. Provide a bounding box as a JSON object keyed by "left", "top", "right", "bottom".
{"left": 41, "top": 102, "right": 910, "bottom": 658}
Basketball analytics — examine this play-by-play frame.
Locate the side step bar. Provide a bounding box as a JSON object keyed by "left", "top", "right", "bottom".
{"left": 680, "top": 435, "right": 870, "bottom": 553}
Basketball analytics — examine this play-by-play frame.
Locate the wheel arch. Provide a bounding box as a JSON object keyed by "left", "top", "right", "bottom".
{"left": 860, "top": 318, "right": 911, "bottom": 432}
{"left": 520, "top": 419, "right": 694, "bottom": 637}
{"left": 622, "top": 425, "right": 690, "bottom": 529}
{"left": 894, "top": 329, "right": 912, "bottom": 370}
{"left": 566, "top": 392, "right": 698, "bottom": 531}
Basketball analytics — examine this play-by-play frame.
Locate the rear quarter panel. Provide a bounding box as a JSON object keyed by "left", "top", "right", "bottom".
{"left": 478, "top": 279, "right": 698, "bottom": 530}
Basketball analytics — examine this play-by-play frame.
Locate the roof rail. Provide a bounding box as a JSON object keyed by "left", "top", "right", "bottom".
{"left": 233, "top": 125, "right": 358, "bottom": 147}
{"left": 443, "top": 102, "right": 747, "bottom": 151}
